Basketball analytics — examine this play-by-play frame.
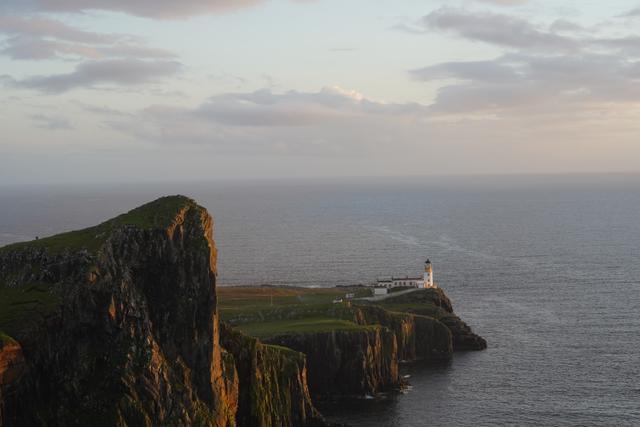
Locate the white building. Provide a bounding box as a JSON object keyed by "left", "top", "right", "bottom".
{"left": 375, "top": 260, "right": 436, "bottom": 290}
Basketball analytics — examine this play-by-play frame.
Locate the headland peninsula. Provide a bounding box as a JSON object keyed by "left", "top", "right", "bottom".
{"left": 0, "top": 195, "right": 485, "bottom": 426}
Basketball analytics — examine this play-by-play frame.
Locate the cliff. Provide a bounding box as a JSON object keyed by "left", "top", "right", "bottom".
{"left": 372, "top": 288, "right": 487, "bottom": 351}
{"left": 0, "top": 196, "right": 324, "bottom": 427}
{"left": 0, "top": 195, "right": 486, "bottom": 425}
{"left": 220, "top": 324, "right": 324, "bottom": 427}
{"left": 225, "top": 303, "right": 453, "bottom": 398}
{"left": 222, "top": 285, "right": 484, "bottom": 399}
{"left": 0, "top": 196, "right": 236, "bottom": 425}
{"left": 346, "top": 305, "right": 452, "bottom": 362}
{"left": 264, "top": 326, "right": 399, "bottom": 398}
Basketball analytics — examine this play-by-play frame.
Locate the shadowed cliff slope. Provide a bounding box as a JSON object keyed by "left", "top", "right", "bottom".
{"left": 0, "top": 196, "right": 235, "bottom": 425}
{"left": 0, "top": 196, "right": 324, "bottom": 427}
{"left": 368, "top": 288, "right": 487, "bottom": 351}
{"left": 222, "top": 287, "right": 483, "bottom": 399}
{"left": 220, "top": 324, "right": 325, "bottom": 427}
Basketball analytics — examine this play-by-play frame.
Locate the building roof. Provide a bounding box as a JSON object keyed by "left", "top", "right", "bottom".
{"left": 378, "top": 277, "right": 422, "bottom": 282}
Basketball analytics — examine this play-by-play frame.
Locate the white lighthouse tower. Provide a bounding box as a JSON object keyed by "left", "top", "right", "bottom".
{"left": 423, "top": 259, "right": 434, "bottom": 288}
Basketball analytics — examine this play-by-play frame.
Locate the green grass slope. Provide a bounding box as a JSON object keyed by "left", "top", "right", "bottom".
{"left": 0, "top": 195, "right": 197, "bottom": 255}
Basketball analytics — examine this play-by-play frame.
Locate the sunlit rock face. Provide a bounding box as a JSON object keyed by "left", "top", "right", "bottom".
{"left": 0, "top": 197, "right": 236, "bottom": 426}
{"left": 262, "top": 305, "right": 454, "bottom": 399}
{"left": 220, "top": 324, "right": 326, "bottom": 427}
{"left": 0, "top": 196, "right": 329, "bottom": 427}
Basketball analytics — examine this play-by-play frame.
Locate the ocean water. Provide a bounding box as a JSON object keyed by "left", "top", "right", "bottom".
{"left": 1, "top": 175, "right": 639, "bottom": 426}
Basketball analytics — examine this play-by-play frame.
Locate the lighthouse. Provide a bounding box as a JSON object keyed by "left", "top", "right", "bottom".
{"left": 423, "top": 259, "right": 434, "bottom": 288}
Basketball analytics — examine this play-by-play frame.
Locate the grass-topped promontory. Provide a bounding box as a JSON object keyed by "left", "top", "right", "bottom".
{"left": 0, "top": 195, "right": 198, "bottom": 255}
{"left": 219, "top": 286, "right": 376, "bottom": 337}
{"left": 237, "top": 318, "right": 378, "bottom": 338}
{"left": 217, "top": 286, "right": 371, "bottom": 319}
{"left": 363, "top": 287, "right": 453, "bottom": 320}
{"left": 219, "top": 285, "right": 464, "bottom": 347}
{"left": 219, "top": 286, "right": 450, "bottom": 339}
{"left": 0, "top": 196, "right": 200, "bottom": 338}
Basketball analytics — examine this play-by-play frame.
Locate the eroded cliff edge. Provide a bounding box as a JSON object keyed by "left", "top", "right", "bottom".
{"left": 222, "top": 287, "right": 486, "bottom": 400}
{"left": 0, "top": 196, "right": 323, "bottom": 426}
{"left": 0, "top": 195, "right": 486, "bottom": 426}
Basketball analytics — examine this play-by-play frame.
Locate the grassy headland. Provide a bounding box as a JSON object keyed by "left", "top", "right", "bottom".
{"left": 0, "top": 195, "right": 197, "bottom": 255}
{"left": 218, "top": 286, "right": 375, "bottom": 337}
{"left": 0, "top": 195, "right": 199, "bottom": 339}
{"left": 218, "top": 285, "right": 449, "bottom": 338}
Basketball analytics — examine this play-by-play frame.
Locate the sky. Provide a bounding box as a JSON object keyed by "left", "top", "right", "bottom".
{"left": 1, "top": 0, "right": 640, "bottom": 184}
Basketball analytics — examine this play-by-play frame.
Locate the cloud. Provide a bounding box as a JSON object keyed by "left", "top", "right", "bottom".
{"left": 412, "top": 53, "right": 640, "bottom": 115}
{"left": 0, "top": 16, "right": 175, "bottom": 60}
{"left": 474, "top": 0, "right": 528, "bottom": 5}
{"left": 28, "top": 113, "right": 73, "bottom": 130}
{"left": 549, "top": 19, "right": 589, "bottom": 34}
{"left": 1, "top": 0, "right": 265, "bottom": 19}
{"left": 73, "top": 101, "right": 133, "bottom": 117}
{"left": 406, "top": 8, "right": 640, "bottom": 118}
{"left": 419, "top": 8, "right": 579, "bottom": 51}
{"left": 0, "top": 15, "right": 118, "bottom": 43}
{"left": 14, "top": 59, "right": 182, "bottom": 93}
{"left": 94, "top": 82, "right": 640, "bottom": 178}
{"left": 186, "top": 86, "right": 426, "bottom": 127}
{"left": 411, "top": 8, "right": 640, "bottom": 55}
{"left": 103, "top": 86, "right": 429, "bottom": 155}
{"left": 1, "top": 36, "right": 176, "bottom": 60}
{"left": 621, "top": 7, "right": 640, "bottom": 17}
{"left": 179, "top": 86, "right": 421, "bottom": 125}
{"left": 411, "top": 60, "right": 521, "bottom": 83}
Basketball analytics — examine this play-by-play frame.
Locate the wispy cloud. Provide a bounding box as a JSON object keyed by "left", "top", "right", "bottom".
{"left": 28, "top": 113, "right": 73, "bottom": 130}
{"left": 13, "top": 59, "right": 182, "bottom": 93}
{"left": 620, "top": 7, "right": 640, "bottom": 17}
{"left": 0, "top": 15, "right": 118, "bottom": 43}
{"left": 404, "top": 7, "right": 640, "bottom": 119}
{"left": 473, "top": 0, "right": 529, "bottom": 5}
{"left": 103, "top": 86, "right": 429, "bottom": 155}
{"left": 0, "top": 16, "right": 175, "bottom": 60}
{"left": 417, "top": 8, "right": 580, "bottom": 52}
{"left": 0, "top": 0, "right": 305, "bottom": 19}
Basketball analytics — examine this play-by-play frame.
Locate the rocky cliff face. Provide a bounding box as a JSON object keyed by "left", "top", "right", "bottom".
{"left": 0, "top": 195, "right": 486, "bottom": 426}
{"left": 261, "top": 306, "right": 453, "bottom": 398}
{"left": 222, "top": 301, "right": 460, "bottom": 398}
{"left": 0, "top": 196, "right": 324, "bottom": 427}
{"left": 347, "top": 306, "right": 452, "bottom": 362}
{"left": 376, "top": 289, "right": 487, "bottom": 351}
{"left": 0, "top": 196, "right": 236, "bottom": 426}
{"left": 0, "top": 337, "right": 24, "bottom": 387}
{"left": 220, "top": 324, "right": 325, "bottom": 427}
{"left": 265, "top": 326, "right": 399, "bottom": 398}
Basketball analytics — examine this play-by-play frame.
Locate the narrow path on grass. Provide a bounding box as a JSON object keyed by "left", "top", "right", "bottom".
{"left": 355, "top": 287, "right": 421, "bottom": 302}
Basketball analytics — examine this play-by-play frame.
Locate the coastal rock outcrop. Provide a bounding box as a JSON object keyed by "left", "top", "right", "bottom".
{"left": 0, "top": 194, "right": 486, "bottom": 426}
{"left": 0, "top": 196, "right": 325, "bottom": 427}
{"left": 222, "top": 294, "right": 476, "bottom": 398}
{"left": 0, "top": 196, "right": 236, "bottom": 425}
{"left": 220, "top": 324, "right": 325, "bottom": 427}
{"left": 374, "top": 288, "right": 487, "bottom": 351}
{"left": 347, "top": 306, "right": 452, "bottom": 362}
{"left": 265, "top": 326, "right": 400, "bottom": 398}
{"left": 0, "top": 337, "right": 24, "bottom": 386}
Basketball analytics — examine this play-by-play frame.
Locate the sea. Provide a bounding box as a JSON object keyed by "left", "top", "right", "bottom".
{"left": 1, "top": 174, "right": 639, "bottom": 426}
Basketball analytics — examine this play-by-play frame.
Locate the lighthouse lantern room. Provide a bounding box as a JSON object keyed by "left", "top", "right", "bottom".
{"left": 423, "top": 259, "right": 434, "bottom": 288}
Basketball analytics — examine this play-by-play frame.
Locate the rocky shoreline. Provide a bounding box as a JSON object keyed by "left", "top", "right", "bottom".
{"left": 0, "top": 196, "right": 485, "bottom": 426}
